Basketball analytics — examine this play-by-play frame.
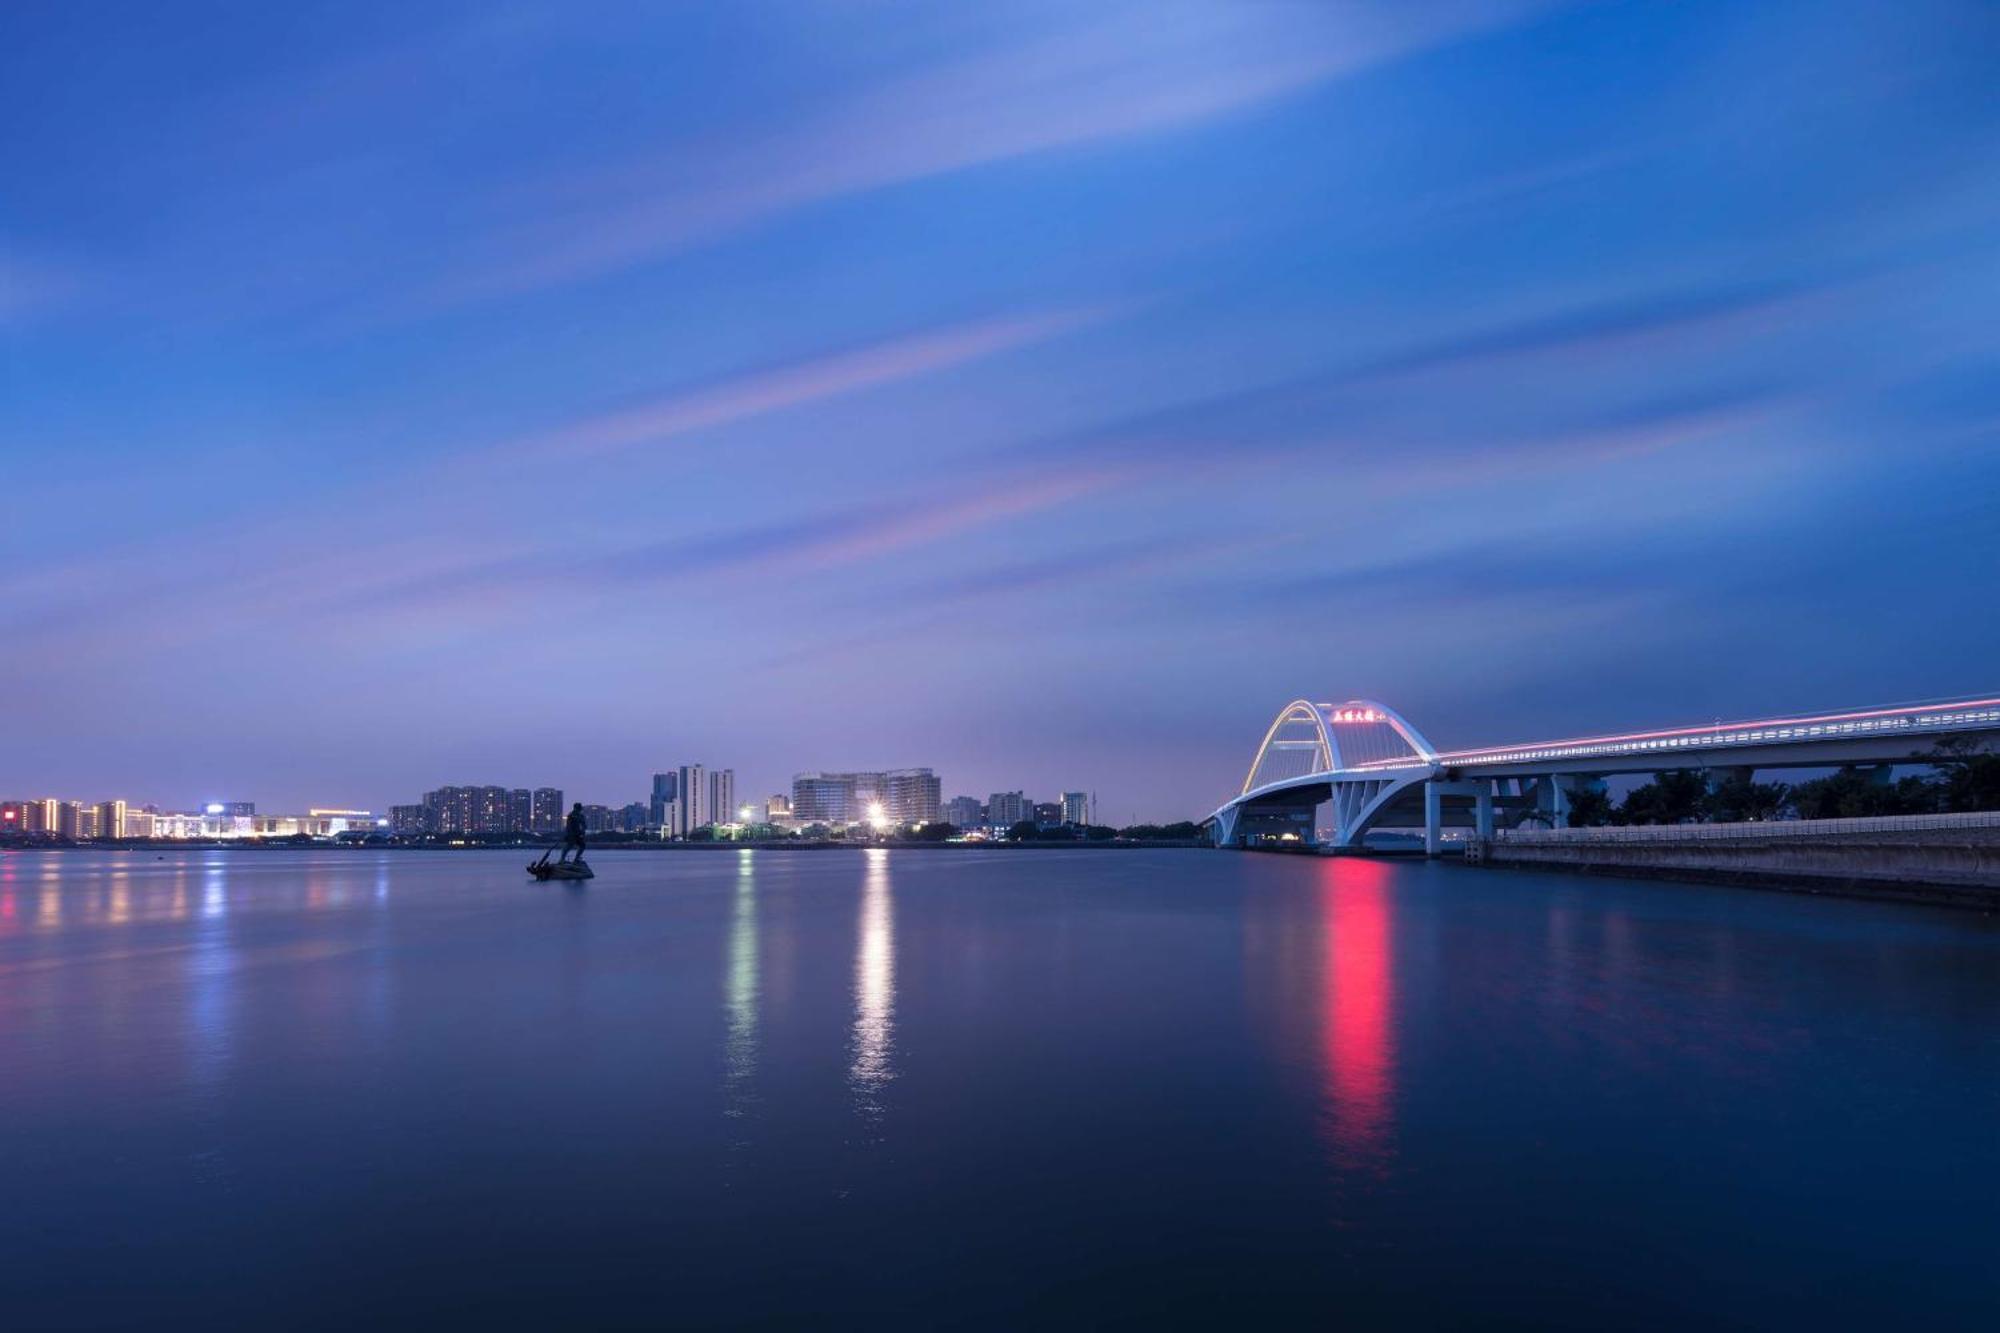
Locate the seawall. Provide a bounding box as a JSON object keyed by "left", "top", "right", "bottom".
{"left": 1465, "top": 818, "right": 2000, "bottom": 910}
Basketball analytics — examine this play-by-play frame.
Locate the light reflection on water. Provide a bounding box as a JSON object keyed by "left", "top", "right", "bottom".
{"left": 849, "top": 847, "right": 895, "bottom": 1122}
{"left": 108, "top": 862, "right": 132, "bottom": 926}
{"left": 202, "top": 859, "right": 228, "bottom": 920}
{"left": 1318, "top": 858, "right": 1396, "bottom": 1170}
{"left": 724, "top": 849, "right": 760, "bottom": 1126}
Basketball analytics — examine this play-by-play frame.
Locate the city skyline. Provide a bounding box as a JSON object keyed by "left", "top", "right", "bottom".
{"left": 0, "top": 764, "right": 1111, "bottom": 836}
{"left": 5, "top": 1, "right": 1997, "bottom": 819}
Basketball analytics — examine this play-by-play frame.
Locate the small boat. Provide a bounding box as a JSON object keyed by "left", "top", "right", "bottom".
{"left": 528, "top": 851, "right": 594, "bottom": 881}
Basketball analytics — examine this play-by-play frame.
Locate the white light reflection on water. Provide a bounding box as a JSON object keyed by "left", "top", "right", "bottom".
{"left": 37, "top": 864, "right": 61, "bottom": 929}
{"left": 724, "top": 850, "right": 760, "bottom": 1129}
{"left": 201, "top": 857, "right": 228, "bottom": 920}
{"left": 183, "top": 858, "right": 240, "bottom": 1185}
{"left": 849, "top": 848, "right": 896, "bottom": 1123}
{"left": 108, "top": 859, "right": 131, "bottom": 926}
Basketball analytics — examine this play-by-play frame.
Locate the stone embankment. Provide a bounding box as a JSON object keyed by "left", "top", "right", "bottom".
{"left": 1464, "top": 812, "right": 2000, "bottom": 910}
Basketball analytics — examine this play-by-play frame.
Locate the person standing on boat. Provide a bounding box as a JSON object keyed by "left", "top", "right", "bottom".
{"left": 560, "top": 802, "right": 587, "bottom": 863}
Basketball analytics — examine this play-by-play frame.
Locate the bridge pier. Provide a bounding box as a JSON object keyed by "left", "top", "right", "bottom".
{"left": 1424, "top": 779, "right": 1487, "bottom": 856}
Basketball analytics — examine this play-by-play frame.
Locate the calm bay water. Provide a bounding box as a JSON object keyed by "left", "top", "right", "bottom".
{"left": 0, "top": 847, "right": 1995, "bottom": 1328}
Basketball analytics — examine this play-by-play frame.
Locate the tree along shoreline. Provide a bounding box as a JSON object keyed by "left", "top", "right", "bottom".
{"left": 1557, "top": 737, "right": 2000, "bottom": 828}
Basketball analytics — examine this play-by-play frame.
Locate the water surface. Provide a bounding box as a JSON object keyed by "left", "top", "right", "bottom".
{"left": 1, "top": 848, "right": 1994, "bottom": 1327}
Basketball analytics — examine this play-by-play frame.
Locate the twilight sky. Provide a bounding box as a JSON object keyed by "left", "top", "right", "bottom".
{"left": 4, "top": 0, "right": 1997, "bottom": 820}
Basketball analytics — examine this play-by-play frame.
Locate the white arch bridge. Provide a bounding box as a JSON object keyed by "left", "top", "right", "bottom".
{"left": 1206, "top": 694, "right": 2000, "bottom": 852}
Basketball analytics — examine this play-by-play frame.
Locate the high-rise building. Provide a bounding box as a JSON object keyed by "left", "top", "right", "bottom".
{"left": 508, "top": 789, "right": 533, "bottom": 834}
{"left": 1033, "top": 801, "right": 1062, "bottom": 825}
{"left": 419, "top": 786, "right": 524, "bottom": 835}
{"left": 661, "top": 764, "right": 708, "bottom": 837}
{"left": 390, "top": 804, "right": 431, "bottom": 836}
{"left": 649, "top": 772, "right": 678, "bottom": 827}
{"left": 474, "top": 786, "right": 509, "bottom": 833}
{"left": 943, "top": 795, "right": 983, "bottom": 829}
{"left": 97, "top": 800, "right": 128, "bottom": 839}
{"left": 793, "top": 769, "right": 942, "bottom": 827}
{"left": 766, "top": 794, "right": 792, "bottom": 826}
{"left": 886, "top": 769, "right": 941, "bottom": 825}
{"left": 709, "top": 769, "right": 736, "bottom": 826}
{"left": 531, "top": 788, "right": 564, "bottom": 833}
{"left": 987, "top": 791, "right": 1031, "bottom": 830}
{"left": 792, "top": 773, "right": 853, "bottom": 825}
{"left": 423, "top": 786, "right": 461, "bottom": 833}
{"left": 618, "top": 802, "right": 649, "bottom": 832}
{"left": 1061, "top": 791, "right": 1091, "bottom": 826}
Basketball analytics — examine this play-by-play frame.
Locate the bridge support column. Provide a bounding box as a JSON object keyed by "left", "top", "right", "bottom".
{"left": 1421, "top": 779, "right": 1483, "bottom": 855}
{"left": 1474, "top": 783, "right": 1494, "bottom": 840}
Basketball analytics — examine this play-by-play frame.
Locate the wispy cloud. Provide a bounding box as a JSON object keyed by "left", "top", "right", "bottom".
{"left": 437, "top": 0, "right": 1556, "bottom": 303}
{"left": 1034, "top": 272, "right": 1815, "bottom": 469}
{"left": 1325, "top": 280, "right": 1826, "bottom": 388}
{"left": 754, "top": 530, "right": 1261, "bottom": 671}
{"left": 487, "top": 306, "right": 1108, "bottom": 462}
{"left": 355, "top": 468, "right": 1132, "bottom": 613}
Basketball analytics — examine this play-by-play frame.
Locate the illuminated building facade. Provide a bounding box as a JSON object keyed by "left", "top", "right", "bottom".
{"left": 419, "top": 785, "right": 554, "bottom": 835}
{"left": 791, "top": 774, "right": 852, "bottom": 825}
{"left": 532, "top": 788, "right": 564, "bottom": 833}
{"left": 96, "top": 800, "right": 127, "bottom": 839}
{"left": 1061, "top": 791, "right": 1091, "bottom": 826}
{"left": 886, "top": 769, "right": 941, "bottom": 825}
{"left": 794, "top": 769, "right": 942, "bottom": 827}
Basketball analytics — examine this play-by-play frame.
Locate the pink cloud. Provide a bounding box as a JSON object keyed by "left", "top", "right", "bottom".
{"left": 489, "top": 307, "right": 1107, "bottom": 461}
{"left": 438, "top": 1, "right": 1554, "bottom": 303}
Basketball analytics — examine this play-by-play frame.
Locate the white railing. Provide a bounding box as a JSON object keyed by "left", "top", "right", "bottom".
{"left": 1497, "top": 810, "right": 2000, "bottom": 844}
{"left": 1425, "top": 701, "right": 2000, "bottom": 771}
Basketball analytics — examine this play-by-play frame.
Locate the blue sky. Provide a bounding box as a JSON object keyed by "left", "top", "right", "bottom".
{"left": 3, "top": 0, "right": 1997, "bottom": 820}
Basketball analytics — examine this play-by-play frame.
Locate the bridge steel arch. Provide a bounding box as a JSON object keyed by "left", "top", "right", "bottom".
{"left": 1221, "top": 699, "right": 1441, "bottom": 849}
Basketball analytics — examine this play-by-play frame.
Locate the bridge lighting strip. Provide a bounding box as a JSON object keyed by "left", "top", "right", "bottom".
{"left": 1440, "top": 702, "right": 2000, "bottom": 768}
{"left": 1333, "top": 699, "right": 2000, "bottom": 773}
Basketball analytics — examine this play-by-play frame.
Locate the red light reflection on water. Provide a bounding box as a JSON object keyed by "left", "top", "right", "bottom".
{"left": 1319, "top": 858, "right": 1395, "bottom": 1167}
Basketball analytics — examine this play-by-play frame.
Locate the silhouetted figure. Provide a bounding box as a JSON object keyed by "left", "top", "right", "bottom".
{"left": 561, "top": 803, "right": 587, "bottom": 863}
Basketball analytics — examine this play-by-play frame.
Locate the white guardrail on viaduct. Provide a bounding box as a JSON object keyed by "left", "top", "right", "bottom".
{"left": 1495, "top": 811, "right": 2000, "bottom": 844}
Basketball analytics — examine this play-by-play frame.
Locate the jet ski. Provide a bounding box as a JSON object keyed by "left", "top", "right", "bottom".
{"left": 528, "top": 851, "right": 594, "bottom": 881}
